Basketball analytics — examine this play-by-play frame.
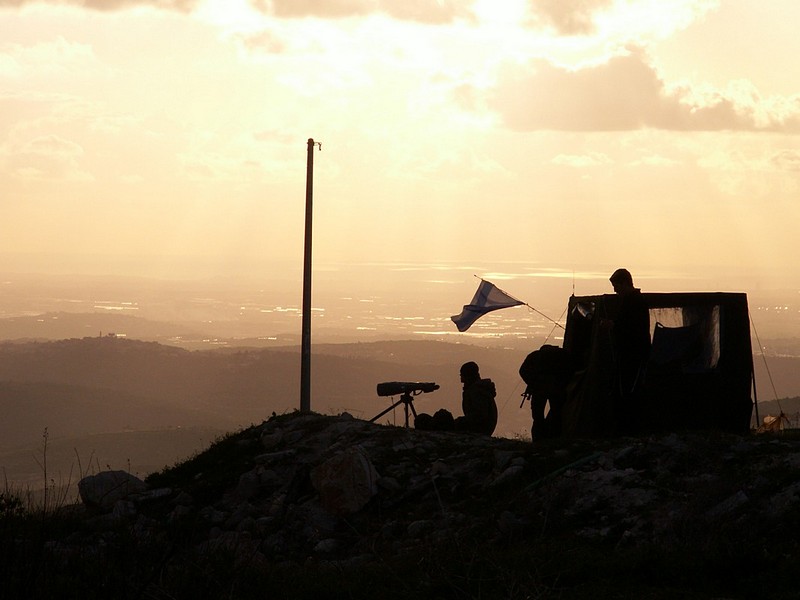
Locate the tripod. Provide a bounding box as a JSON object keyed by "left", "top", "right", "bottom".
{"left": 370, "top": 391, "right": 418, "bottom": 428}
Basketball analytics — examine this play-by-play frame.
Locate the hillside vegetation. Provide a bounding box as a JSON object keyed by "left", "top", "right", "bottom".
{"left": 2, "top": 412, "right": 799, "bottom": 599}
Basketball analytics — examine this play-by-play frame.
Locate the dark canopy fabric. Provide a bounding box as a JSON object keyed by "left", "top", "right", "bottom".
{"left": 561, "top": 292, "right": 753, "bottom": 436}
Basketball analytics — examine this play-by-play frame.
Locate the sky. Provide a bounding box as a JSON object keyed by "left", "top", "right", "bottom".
{"left": 2, "top": 0, "right": 800, "bottom": 290}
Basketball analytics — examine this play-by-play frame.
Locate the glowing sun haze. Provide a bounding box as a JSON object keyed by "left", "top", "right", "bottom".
{"left": 2, "top": 0, "right": 799, "bottom": 287}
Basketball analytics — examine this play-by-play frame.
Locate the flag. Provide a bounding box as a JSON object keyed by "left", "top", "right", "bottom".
{"left": 451, "top": 279, "right": 524, "bottom": 332}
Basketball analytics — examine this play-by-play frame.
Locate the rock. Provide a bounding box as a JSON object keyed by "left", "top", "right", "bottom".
{"left": 237, "top": 516, "right": 257, "bottom": 532}
{"left": 112, "top": 500, "right": 137, "bottom": 519}
{"left": 493, "top": 450, "right": 517, "bottom": 470}
{"left": 706, "top": 490, "right": 749, "bottom": 518}
{"left": 490, "top": 464, "right": 524, "bottom": 487}
{"left": 430, "top": 460, "right": 451, "bottom": 477}
{"left": 169, "top": 505, "right": 192, "bottom": 522}
{"left": 78, "top": 470, "right": 147, "bottom": 511}
{"left": 173, "top": 491, "right": 194, "bottom": 506}
{"left": 313, "top": 538, "right": 339, "bottom": 553}
{"left": 497, "top": 510, "right": 527, "bottom": 535}
{"left": 766, "top": 481, "right": 800, "bottom": 517}
{"left": 310, "top": 446, "right": 379, "bottom": 516}
{"left": 260, "top": 428, "right": 284, "bottom": 450}
{"left": 225, "top": 502, "right": 255, "bottom": 529}
{"left": 378, "top": 476, "right": 402, "bottom": 492}
{"left": 407, "top": 519, "right": 434, "bottom": 538}
{"left": 231, "top": 470, "right": 260, "bottom": 502}
{"left": 199, "top": 506, "right": 227, "bottom": 524}
{"left": 255, "top": 450, "right": 297, "bottom": 463}
{"left": 132, "top": 487, "right": 172, "bottom": 503}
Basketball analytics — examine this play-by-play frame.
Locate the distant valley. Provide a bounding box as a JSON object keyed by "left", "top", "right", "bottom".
{"left": 0, "top": 333, "right": 532, "bottom": 488}
{"left": 2, "top": 311, "right": 800, "bottom": 491}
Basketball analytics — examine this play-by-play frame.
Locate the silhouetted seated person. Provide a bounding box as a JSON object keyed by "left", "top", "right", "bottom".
{"left": 602, "top": 268, "right": 651, "bottom": 434}
{"left": 519, "top": 344, "right": 573, "bottom": 440}
{"left": 415, "top": 361, "right": 498, "bottom": 436}
{"left": 454, "top": 361, "right": 498, "bottom": 435}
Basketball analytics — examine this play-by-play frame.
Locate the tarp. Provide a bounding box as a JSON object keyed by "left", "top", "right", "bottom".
{"left": 560, "top": 292, "right": 754, "bottom": 436}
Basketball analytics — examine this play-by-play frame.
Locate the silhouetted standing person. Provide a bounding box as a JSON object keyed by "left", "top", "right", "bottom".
{"left": 606, "top": 268, "right": 650, "bottom": 433}
{"left": 454, "top": 361, "right": 498, "bottom": 435}
{"left": 519, "top": 345, "right": 573, "bottom": 440}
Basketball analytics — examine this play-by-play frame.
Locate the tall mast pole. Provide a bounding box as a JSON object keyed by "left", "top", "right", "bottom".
{"left": 301, "top": 138, "right": 319, "bottom": 412}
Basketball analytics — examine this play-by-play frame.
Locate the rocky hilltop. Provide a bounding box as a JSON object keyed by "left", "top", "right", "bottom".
{"left": 3, "top": 412, "right": 800, "bottom": 599}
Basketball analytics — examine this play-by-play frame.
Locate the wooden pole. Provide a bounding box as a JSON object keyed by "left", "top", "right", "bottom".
{"left": 300, "top": 138, "right": 319, "bottom": 412}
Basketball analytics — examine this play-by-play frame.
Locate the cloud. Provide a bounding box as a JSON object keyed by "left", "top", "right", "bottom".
{"left": 550, "top": 152, "right": 611, "bottom": 167}
{"left": 252, "top": 129, "right": 294, "bottom": 144}
{"left": 524, "top": 0, "right": 720, "bottom": 39}
{"left": 0, "top": 0, "right": 198, "bottom": 11}
{"left": 22, "top": 134, "right": 82, "bottom": 157}
{"left": 0, "top": 37, "right": 100, "bottom": 78}
{"left": 629, "top": 154, "right": 680, "bottom": 167}
{"left": 771, "top": 150, "right": 800, "bottom": 172}
{"left": 488, "top": 47, "right": 800, "bottom": 132}
{"left": 527, "top": 0, "right": 613, "bottom": 35}
{"left": 1, "top": 0, "right": 469, "bottom": 22}
{"left": 3, "top": 134, "right": 93, "bottom": 181}
{"left": 238, "top": 29, "right": 288, "bottom": 54}
{"left": 249, "top": 0, "right": 471, "bottom": 24}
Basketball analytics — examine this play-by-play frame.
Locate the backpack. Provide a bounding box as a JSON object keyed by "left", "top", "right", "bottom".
{"left": 519, "top": 344, "right": 572, "bottom": 387}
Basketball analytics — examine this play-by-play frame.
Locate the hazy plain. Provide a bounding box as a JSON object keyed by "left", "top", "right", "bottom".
{"left": 3, "top": 260, "right": 800, "bottom": 352}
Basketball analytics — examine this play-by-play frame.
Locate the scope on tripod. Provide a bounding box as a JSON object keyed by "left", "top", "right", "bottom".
{"left": 372, "top": 381, "right": 439, "bottom": 427}
{"left": 376, "top": 381, "right": 439, "bottom": 397}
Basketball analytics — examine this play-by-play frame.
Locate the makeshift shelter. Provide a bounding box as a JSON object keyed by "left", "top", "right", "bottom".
{"left": 561, "top": 292, "right": 754, "bottom": 436}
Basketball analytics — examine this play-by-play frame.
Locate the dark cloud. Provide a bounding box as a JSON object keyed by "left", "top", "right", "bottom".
{"left": 0, "top": 0, "right": 198, "bottom": 11}
{"left": 488, "top": 48, "right": 800, "bottom": 132}
{"left": 528, "top": 0, "right": 613, "bottom": 36}
{"left": 249, "top": 0, "right": 470, "bottom": 24}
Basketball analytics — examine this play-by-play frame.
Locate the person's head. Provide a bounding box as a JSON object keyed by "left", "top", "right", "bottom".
{"left": 460, "top": 361, "right": 480, "bottom": 384}
{"left": 610, "top": 268, "right": 635, "bottom": 294}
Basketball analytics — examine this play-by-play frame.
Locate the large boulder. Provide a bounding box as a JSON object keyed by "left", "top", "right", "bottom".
{"left": 310, "top": 446, "right": 378, "bottom": 516}
{"left": 78, "top": 470, "right": 147, "bottom": 511}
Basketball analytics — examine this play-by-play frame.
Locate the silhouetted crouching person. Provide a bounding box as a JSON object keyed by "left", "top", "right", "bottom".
{"left": 454, "top": 361, "right": 498, "bottom": 435}
{"left": 519, "top": 345, "right": 573, "bottom": 440}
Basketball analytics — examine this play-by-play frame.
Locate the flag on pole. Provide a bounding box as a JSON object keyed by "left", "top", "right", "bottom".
{"left": 451, "top": 279, "right": 524, "bottom": 332}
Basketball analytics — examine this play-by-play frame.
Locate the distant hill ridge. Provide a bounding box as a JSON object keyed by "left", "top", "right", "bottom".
{"left": 2, "top": 335, "right": 799, "bottom": 489}
{"left": 0, "top": 336, "right": 528, "bottom": 487}
{"left": 0, "top": 311, "right": 202, "bottom": 342}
